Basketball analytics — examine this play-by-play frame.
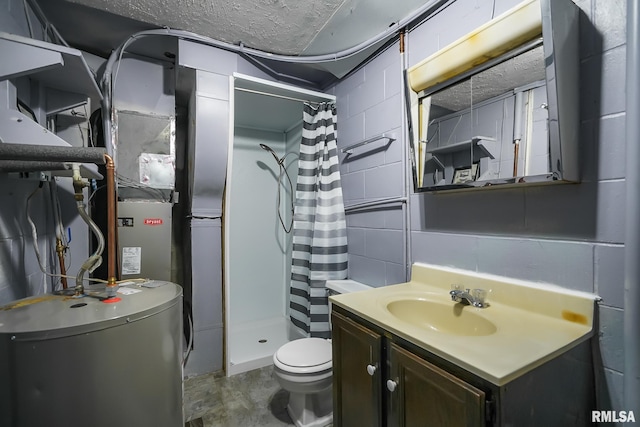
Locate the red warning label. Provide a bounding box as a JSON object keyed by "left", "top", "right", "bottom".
{"left": 143, "top": 218, "right": 164, "bottom": 226}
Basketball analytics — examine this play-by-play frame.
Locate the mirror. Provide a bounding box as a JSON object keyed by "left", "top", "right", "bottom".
{"left": 417, "top": 42, "right": 548, "bottom": 189}
{"left": 407, "top": 0, "right": 579, "bottom": 193}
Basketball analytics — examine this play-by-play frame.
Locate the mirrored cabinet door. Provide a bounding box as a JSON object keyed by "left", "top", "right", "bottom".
{"left": 419, "top": 42, "right": 549, "bottom": 189}
{"left": 407, "top": 0, "right": 579, "bottom": 193}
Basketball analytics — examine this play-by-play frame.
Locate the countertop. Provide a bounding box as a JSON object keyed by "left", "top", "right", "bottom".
{"left": 330, "top": 263, "right": 598, "bottom": 386}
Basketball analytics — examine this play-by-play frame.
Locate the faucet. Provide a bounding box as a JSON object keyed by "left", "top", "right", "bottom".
{"left": 449, "top": 286, "right": 489, "bottom": 308}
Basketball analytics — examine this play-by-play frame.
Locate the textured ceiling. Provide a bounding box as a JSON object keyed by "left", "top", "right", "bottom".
{"left": 66, "top": 0, "right": 346, "bottom": 56}
{"left": 431, "top": 45, "right": 546, "bottom": 114}
{"left": 41, "top": 0, "right": 433, "bottom": 56}
{"left": 38, "top": 0, "right": 441, "bottom": 88}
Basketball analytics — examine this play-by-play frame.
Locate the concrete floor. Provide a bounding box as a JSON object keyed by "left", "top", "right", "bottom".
{"left": 183, "top": 366, "right": 295, "bottom": 427}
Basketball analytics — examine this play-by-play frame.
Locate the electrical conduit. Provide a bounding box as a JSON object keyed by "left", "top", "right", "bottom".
{"left": 625, "top": 0, "right": 640, "bottom": 414}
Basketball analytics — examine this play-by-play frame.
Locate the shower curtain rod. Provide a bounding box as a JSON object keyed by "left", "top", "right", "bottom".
{"left": 235, "top": 87, "right": 331, "bottom": 106}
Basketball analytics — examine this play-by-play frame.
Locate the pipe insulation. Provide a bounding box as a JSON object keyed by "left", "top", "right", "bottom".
{"left": 0, "top": 161, "right": 70, "bottom": 172}
{"left": 624, "top": 0, "right": 640, "bottom": 414}
{"left": 0, "top": 143, "right": 107, "bottom": 164}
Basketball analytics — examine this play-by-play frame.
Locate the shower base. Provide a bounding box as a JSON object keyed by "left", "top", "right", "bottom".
{"left": 228, "top": 316, "right": 302, "bottom": 376}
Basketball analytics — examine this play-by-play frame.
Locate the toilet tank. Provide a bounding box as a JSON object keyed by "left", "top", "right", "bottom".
{"left": 326, "top": 279, "right": 371, "bottom": 296}
{"left": 326, "top": 280, "right": 370, "bottom": 328}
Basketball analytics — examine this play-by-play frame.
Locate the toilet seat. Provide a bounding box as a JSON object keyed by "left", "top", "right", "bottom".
{"left": 274, "top": 338, "right": 332, "bottom": 374}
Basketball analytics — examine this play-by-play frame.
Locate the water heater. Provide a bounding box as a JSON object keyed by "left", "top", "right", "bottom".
{"left": 0, "top": 281, "right": 183, "bottom": 427}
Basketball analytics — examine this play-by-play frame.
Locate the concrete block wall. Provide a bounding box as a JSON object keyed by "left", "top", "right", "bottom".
{"left": 335, "top": 0, "right": 627, "bottom": 412}
{"left": 0, "top": 179, "right": 49, "bottom": 303}
{"left": 335, "top": 44, "right": 408, "bottom": 287}
{"left": 0, "top": 177, "right": 84, "bottom": 305}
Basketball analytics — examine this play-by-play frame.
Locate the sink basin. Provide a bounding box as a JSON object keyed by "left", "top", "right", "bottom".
{"left": 386, "top": 299, "right": 497, "bottom": 336}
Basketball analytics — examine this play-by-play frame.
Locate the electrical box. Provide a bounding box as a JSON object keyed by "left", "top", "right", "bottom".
{"left": 117, "top": 201, "right": 172, "bottom": 281}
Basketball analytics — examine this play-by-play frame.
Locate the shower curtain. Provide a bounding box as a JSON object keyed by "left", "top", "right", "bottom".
{"left": 290, "top": 102, "right": 348, "bottom": 338}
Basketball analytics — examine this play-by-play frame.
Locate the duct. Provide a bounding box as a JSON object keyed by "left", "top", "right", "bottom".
{"left": 625, "top": 0, "right": 640, "bottom": 414}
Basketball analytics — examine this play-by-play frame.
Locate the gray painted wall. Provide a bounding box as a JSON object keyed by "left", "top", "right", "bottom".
{"left": 334, "top": 0, "right": 626, "bottom": 414}
{"left": 0, "top": 0, "right": 43, "bottom": 40}
{"left": 0, "top": 0, "right": 92, "bottom": 305}
{"left": 1, "top": 0, "right": 628, "bottom": 412}
{"left": 336, "top": 41, "right": 408, "bottom": 288}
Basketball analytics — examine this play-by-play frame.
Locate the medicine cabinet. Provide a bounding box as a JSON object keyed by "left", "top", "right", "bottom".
{"left": 406, "top": 0, "right": 579, "bottom": 192}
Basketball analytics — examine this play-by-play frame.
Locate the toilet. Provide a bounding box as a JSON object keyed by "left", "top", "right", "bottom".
{"left": 273, "top": 279, "right": 371, "bottom": 427}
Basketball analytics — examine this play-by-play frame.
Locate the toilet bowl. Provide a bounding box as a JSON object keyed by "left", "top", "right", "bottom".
{"left": 273, "top": 338, "right": 333, "bottom": 427}
{"left": 273, "top": 279, "right": 371, "bottom": 427}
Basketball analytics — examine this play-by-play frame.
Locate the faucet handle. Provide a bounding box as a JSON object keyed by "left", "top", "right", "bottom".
{"left": 471, "top": 288, "right": 488, "bottom": 307}
{"left": 449, "top": 284, "right": 462, "bottom": 297}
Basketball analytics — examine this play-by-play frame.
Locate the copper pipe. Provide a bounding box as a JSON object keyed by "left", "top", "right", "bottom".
{"left": 55, "top": 238, "right": 68, "bottom": 289}
{"left": 399, "top": 29, "right": 405, "bottom": 54}
{"left": 513, "top": 142, "right": 520, "bottom": 177}
{"left": 104, "top": 154, "right": 118, "bottom": 290}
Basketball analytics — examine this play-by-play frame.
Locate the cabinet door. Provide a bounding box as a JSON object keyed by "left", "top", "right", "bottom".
{"left": 332, "top": 311, "right": 383, "bottom": 427}
{"left": 388, "top": 342, "right": 485, "bottom": 427}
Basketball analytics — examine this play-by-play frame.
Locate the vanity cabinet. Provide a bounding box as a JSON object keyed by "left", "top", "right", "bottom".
{"left": 387, "top": 342, "right": 485, "bottom": 427}
{"left": 332, "top": 309, "right": 383, "bottom": 427}
{"left": 332, "top": 306, "right": 594, "bottom": 427}
{"left": 332, "top": 310, "right": 486, "bottom": 427}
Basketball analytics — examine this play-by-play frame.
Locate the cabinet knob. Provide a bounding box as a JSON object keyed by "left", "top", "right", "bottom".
{"left": 386, "top": 379, "right": 397, "bottom": 392}
{"left": 366, "top": 364, "right": 377, "bottom": 376}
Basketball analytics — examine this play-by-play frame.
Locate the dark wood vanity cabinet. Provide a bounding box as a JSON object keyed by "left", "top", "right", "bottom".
{"left": 387, "top": 342, "right": 485, "bottom": 427}
{"left": 332, "top": 309, "right": 383, "bottom": 427}
{"left": 332, "top": 310, "right": 486, "bottom": 427}
{"left": 332, "top": 307, "right": 595, "bottom": 427}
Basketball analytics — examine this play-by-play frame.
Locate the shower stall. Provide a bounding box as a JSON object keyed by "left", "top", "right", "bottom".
{"left": 224, "top": 74, "right": 335, "bottom": 375}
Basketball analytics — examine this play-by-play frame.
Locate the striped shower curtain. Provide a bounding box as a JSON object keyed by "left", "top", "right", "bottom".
{"left": 289, "top": 102, "right": 348, "bottom": 338}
